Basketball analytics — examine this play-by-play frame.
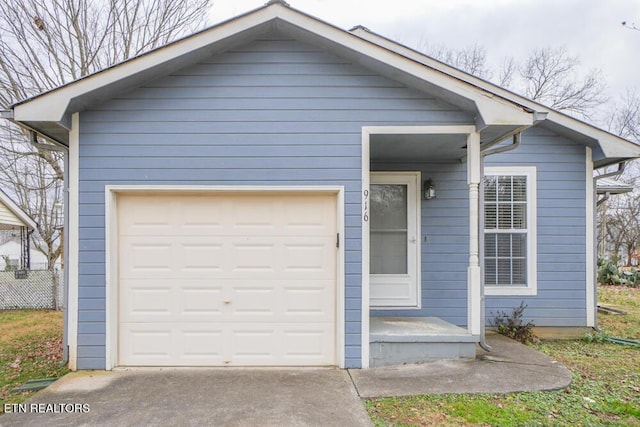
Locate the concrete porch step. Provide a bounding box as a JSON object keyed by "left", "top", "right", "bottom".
{"left": 370, "top": 317, "right": 478, "bottom": 367}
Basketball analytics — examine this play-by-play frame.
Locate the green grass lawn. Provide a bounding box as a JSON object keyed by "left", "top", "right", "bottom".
{"left": 1, "top": 289, "right": 638, "bottom": 424}
{"left": 365, "top": 286, "right": 640, "bottom": 427}
{"left": 0, "top": 310, "right": 69, "bottom": 414}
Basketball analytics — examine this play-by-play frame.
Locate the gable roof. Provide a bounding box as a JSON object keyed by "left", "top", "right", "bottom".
{"left": 0, "top": 189, "right": 37, "bottom": 230}
{"left": 4, "top": 1, "right": 640, "bottom": 167}
{"left": 348, "top": 26, "right": 640, "bottom": 167}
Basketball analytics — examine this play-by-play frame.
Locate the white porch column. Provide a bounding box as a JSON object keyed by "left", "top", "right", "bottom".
{"left": 467, "top": 132, "right": 482, "bottom": 335}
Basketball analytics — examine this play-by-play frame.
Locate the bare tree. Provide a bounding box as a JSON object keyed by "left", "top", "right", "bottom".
{"left": 605, "top": 191, "right": 640, "bottom": 265}
{"left": 422, "top": 43, "right": 608, "bottom": 120}
{"left": 622, "top": 21, "right": 640, "bottom": 31}
{"left": 0, "top": 0, "right": 212, "bottom": 269}
{"left": 607, "top": 89, "right": 640, "bottom": 146}
{"left": 513, "top": 46, "right": 607, "bottom": 119}
{"left": 419, "top": 41, "right": 493, "bottom": 80}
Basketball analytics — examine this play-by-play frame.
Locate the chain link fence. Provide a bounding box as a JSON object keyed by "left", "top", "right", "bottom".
{"left": 0, "top": 269, "right": 64, "bottom": 310}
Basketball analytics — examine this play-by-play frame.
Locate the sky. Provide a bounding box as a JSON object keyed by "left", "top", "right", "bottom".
{"left": 208, "top": 0, "right": 640, "bottom": 101}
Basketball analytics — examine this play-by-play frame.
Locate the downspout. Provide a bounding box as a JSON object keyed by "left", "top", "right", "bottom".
{"left": 482, "top": 132, "right": 521, "bottom": 157}
{"left": 476, "top": 132, "right": 523, "bottom": 352}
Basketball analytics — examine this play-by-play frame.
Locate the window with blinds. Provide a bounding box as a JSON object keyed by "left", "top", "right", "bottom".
{"left": 483, "top": 168, "right": 536, "bottom": 288}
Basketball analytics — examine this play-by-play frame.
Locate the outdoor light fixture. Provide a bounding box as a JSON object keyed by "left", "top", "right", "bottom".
{"left": 424, "top": 179, "right": 435, "bottom": 200}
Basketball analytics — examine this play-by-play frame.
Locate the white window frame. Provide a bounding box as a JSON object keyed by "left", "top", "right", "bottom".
{"left": 484, "top": 166, "right": 537, "bottom": 296}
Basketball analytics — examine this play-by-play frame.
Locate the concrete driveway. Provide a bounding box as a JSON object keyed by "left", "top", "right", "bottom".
{"left": 1, "top": 369, "right": 372, "bottom": 427}
{"left": 1, "top": 334, "right": 571, "bottom": 426}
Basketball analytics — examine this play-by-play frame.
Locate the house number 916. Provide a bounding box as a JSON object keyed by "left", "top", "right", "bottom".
{"left": 363, "top": 189, "right": 369, "bottom": 222}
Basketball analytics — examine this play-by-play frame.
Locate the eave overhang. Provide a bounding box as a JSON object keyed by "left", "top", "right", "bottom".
{"left": 8, "top": 2, "right": 534, "bottom": 146}
{"left": 5, "top": 1, "right": 638, "bottom": 165}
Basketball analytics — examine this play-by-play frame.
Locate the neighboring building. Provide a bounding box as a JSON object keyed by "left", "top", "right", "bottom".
{"left": 596, "top": 176, "right": 634, "bottom": 261}
{"left": 0, "top": 239, "right": 51, "bottom": 271}
{"left": 4, "top": 2, "right": 640, "bottom": 370}
{"left": 0, "top": 189, "right": 37, "bottom": 270}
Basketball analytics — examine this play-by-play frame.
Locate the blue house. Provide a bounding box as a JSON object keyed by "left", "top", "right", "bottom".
{"left": 4, "top": 2, "right": 639, "bottom": 370}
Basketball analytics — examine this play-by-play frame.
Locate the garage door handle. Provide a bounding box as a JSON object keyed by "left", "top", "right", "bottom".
{"left": 224, "top": 300, "right": 231, "bottom": 305}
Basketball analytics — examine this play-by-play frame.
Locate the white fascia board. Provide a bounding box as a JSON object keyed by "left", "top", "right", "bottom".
{"left": 12, "top": 6, "right": 280, "bottom": 122}
{"left": 544, "top": 112, "right": 640, "bottom": 159}
{"left": 352, "top": 28, "right": 640, "bottom": 159}
{"left": 276, "top": 9, "right": 532, "bottom": 128}
{"left": 13, "top": 3, "right": 532, "bottom": 129}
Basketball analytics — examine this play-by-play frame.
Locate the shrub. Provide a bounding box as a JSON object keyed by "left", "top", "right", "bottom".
{"left": 584, "top": 331, "right": 609, "bottom": 343}
{"left": 598, "top": 258, "right": 640, "bottom": 287}
{"left": 597, "top": 258, "right": 622, "bottom": 285}
{"left": 491, "top": 301, "right": 536, "bottom": 344}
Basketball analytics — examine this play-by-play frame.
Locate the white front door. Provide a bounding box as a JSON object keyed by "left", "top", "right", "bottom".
{"left": 370, "top": 172, "right": 420, "bottom": 308}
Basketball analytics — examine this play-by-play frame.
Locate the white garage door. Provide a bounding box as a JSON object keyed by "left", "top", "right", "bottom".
{"left": 117, "top": 192, "right": 337, "bottom": 367}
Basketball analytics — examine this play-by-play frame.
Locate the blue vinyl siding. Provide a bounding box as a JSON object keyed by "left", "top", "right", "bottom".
{"left": 76, "top": 34, "right": 475, "bottom": 369}
{"left": 371, "top": 126, "right": 588, "bottom": 328}
{"left": 485, "top": 126, "right": 587, "bottom": 326}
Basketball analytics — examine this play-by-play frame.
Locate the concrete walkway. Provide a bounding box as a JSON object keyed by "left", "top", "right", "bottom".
{"left": 350, "top": 333, "right": 572, "bottom": 397}
{"left": 1, "top": 334, "right": 570, "bottom": 426}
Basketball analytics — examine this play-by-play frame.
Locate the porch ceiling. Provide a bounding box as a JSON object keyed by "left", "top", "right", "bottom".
{"left": 371, "top": 133, "right": 467, "bottom": 162}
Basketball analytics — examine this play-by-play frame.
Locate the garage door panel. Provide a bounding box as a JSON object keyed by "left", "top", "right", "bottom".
{"left": 117, "top": 192, "right": 337, "bottom": 367}
{"left": 120, "top": 323, "right": 227, "bottom": 366}
{"left": 119, "top": 325, "right": 173, "bottom": 365}
{"left": 118, "top": 196, "right": 178, "bottom": 236}
{"left": 120, "top": 279, "right": 224, "bottom": 323}
{"left": 228, "top": 285, "right": 278, "bottom": 318}
{"left": 119, "top": 238, "right": 174, "bottom": 273}
{"left": 282, "top": 239, "right": 335, "bottom": 276}
{"left": 282, "top": 325, "right": 335, "bottom": 363}
{"left": 282, "top": 283, "right": 336, "bottom": 320}
{"left": 281, "top": 197, "right": 336, "bottom": 232}
{"left": 179, "top": 328, "right": 225, "bottom": 363}
{"left": 180, "top": 243, "right": 225, "bottom": 272}
{"left": 119, "top": 281, "right": 174, "bottom": 323}
{"left": 229, "top": 323, "right": 335, "bottom": 366}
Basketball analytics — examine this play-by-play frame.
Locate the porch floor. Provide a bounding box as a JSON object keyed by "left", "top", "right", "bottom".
{"left": 370, "top": 317, "right": 477, "bottom": 343}
{"left": 370, "top": 317, "right": 478, "bottom": 367}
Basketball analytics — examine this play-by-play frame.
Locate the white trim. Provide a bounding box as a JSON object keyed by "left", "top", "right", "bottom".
{"left": 585, "top": 147, "right": 596, "bottom": 326}
{"left": 104, "top": 189, "right": 117, "bottom": 370}
{"left": 67, "top": 113, "right": 79, "bottom": 371}
{"left": 369, "top": 171, "right": 421, "bottom": 309}
{"left": 467, "top": 132, "right": 482, "bottom": 335}
{"left": 484, "top": 166, "right": 538, "bottom": 296}
{"left": 363, "top": 125, "right": 477, "bottom": 135}
{"left": 361, "top": 129, "right": 371, "bottom": 368}
{"left": 105, "top": 185, "right": 346, "bottom": 369}
{"left": 12, "top": 5, "right": 534, "bottom": 132}
{"left": 12, "top": 3, "right": 640, "bottom": 160}
{"left": 351, "top": 27, "right": 640, "bottom": 160}
{"left": 13, "top": 6, "right": 278, "bottom": 122}
{"left": 336, "top": 188, "right": 346, "bottom": 367}
{"left": 360, "top": 124, "right": 477, "bottom": 367}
